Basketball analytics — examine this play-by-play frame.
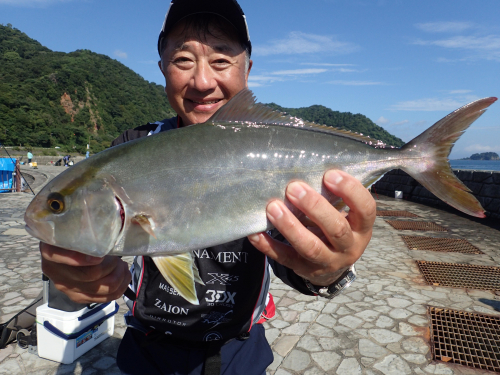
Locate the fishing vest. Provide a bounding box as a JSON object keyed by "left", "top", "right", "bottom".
{"left": 131, "top": 239, "right": 269, "bottom": 342}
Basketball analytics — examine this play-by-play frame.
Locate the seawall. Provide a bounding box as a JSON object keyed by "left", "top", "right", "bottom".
{"left": 372, "top": 169, "right": 500, "bottom": 220}
{"left": 1, "top": 155, "right": 86, "bottom": 165}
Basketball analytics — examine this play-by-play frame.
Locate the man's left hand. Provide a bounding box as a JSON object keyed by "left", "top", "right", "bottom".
{"left": 248, "top": 170, "right": 376, "bottom": 287}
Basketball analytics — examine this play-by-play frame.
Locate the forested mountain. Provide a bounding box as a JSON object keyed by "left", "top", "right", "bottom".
{"left": 1, "top": 23, "right": 404, "bottom": 154}
{"left": 0, "top": 23, "right": 175, "bottom": 153}
{"left": 265, "top": 103, "right": 404, "bottom": 147}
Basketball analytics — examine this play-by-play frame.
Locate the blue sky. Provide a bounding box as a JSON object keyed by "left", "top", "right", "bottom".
{"left": 1, "top": 0, "right": 499, "bottom": 159}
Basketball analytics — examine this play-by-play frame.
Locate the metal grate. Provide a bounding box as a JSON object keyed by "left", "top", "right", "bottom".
{"left": 385, "top": 220, "right": 448, "bottom": 231}
{"left": 401, "top": 236, "right": 483, "bottom": 254}
{"left": 416, "top": 261, "right": 500, "bottom": 291}
{"left": 376, "top": 210, "right": 420, "bottom": 218}
{"left": 429, "top": 306, "right": 500, "bottom": 373}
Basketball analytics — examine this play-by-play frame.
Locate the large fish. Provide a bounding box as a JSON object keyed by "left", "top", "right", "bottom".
{"left": 25, "top": 89, "right": 496, "bottom": 304}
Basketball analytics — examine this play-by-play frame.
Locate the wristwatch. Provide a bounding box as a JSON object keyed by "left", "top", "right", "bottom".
{"left": 303, "top": 265, "right": 357, "bottom": 299}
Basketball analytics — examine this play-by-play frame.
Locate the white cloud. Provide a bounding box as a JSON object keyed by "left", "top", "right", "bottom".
{"left": 247, "top": 69, "right": 327, "bottom": 87}
{"left": 328, "top": 80, "right": 384, "bottom": 86}
{"left": 464, "top": 144, "right": 494, "bottom": 152}
{"left": 270, "top": 68, "right": 328, "bottom": 75}
{"left": 415, "top": 22, "right": 474, "bottom": 33}
{"left": 447, "top": 89, "right": 472, "bottom": 94}
{"left": 253, "top": 32, "right": 358, "bottom": 56}
{"left": 389, "top": 97, "right": 476, "bottom": 111}
{"left": 114, "top": 50, "right": 128, "bottom": 59}
{"left": 414, "top": 120, "right": 428, "bottom": 127}
{"left": 247, "top": 74, "right": 285, "bottom": 87}
{"left": 414, "top": 35, "right": 500, "bottom": 61}
{"left": 392, "top": 120, "right": 409, "bottom": 126}
{"left": 300, "top": 63, "right": 355, "bottom": 67}
{"left": 0, "top": 0, "right": 72, "bottom": 5}
{"left": 376, "top": 116, "right": 389, "bottom": 125}
{"left": 247, "top": 82, "right": 263, "bottom": 88}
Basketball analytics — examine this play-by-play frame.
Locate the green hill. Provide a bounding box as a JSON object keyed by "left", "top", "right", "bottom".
{"left": 0, "top": 23, "right": 404, "bottom": 153}
{"left": 0, "top": 23, "right": 175, "bottom": 153}
{"left": 265, "top": 103, "right": 404, "bottom": 147}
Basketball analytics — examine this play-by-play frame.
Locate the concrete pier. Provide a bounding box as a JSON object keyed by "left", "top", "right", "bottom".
{"left": 1, "top": 167, "right": 499, "bottom": 374}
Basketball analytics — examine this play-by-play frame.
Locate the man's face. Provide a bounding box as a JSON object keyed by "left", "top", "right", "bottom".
{"left": 159, "top": 21, "right": 252, "bottom": 126}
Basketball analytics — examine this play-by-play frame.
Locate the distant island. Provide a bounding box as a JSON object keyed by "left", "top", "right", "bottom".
{"left": 461, "top": 152, "right": 499, "bottom": 161}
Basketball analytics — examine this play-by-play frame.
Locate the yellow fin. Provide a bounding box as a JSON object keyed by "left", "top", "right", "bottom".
{"left": 152, "top": 253, "right": 200, "bottom": 305}
{"left": 192, "top": 261, "right": 205, "bottom": 286}
{"left": 401, "top": 97, "right": 496, "bottom": 218}
{"left": 132, "top": 214, "right": 157, "bottom": 239}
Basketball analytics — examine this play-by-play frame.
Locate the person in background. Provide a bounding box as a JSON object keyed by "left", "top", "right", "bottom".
{"left": 27, "top": 151, "right": 33, "bottom": 164}
{"left": 40, "top": 1, "right": 376, "bottom": 374}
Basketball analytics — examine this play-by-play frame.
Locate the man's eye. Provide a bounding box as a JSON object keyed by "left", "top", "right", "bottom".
{"left": 172, "top": 57, "right": 193, "bottom": 65}
{"left": 212, "top": 60, "right": 231, "bottom": 68}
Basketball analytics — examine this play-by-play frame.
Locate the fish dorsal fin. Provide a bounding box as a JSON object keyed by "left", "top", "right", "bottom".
{"left": 208, "top": 88, "right": 389, "bottom": 148}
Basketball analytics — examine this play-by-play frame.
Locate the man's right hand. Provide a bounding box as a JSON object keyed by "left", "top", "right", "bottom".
{"left": 40, "top": 242, "right": 132, "bottom": 304}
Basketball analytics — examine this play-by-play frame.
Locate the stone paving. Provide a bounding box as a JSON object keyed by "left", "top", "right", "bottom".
{"left": 0, "top": 166, "right": 499, "bottom": 374}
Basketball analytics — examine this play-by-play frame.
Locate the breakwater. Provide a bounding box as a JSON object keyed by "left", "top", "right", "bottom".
{"left": 1, "top": 155, "right": 85, "bottom": 165}
{"left": 372, "top": 169, "right": 500, "bottom": 220}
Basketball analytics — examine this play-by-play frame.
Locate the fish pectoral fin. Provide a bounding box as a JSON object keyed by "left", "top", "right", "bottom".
{"left": 152, "top": 253, "right": 200, "bottom": 305}
{"left": 132, "top": 214, "right": 157, "bottom": 239}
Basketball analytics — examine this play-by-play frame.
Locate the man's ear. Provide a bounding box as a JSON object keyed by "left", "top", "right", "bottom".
{"left": 245, "top": 60, "right": 253, "bottom": 87}
{"left": 158, "top": 60, "right": 168, "bottom": 93}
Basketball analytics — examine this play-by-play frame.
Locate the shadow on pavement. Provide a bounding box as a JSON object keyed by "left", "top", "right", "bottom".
{"left": 478, "top": 298, "right": 500, "bottom": 313}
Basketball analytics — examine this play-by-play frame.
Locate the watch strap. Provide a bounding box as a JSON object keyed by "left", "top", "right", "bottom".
{"left": 303, "top": 265, "right": 356, "bottom": 299}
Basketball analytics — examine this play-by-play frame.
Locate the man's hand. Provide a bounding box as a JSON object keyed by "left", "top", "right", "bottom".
{"left": 40, "top": 243, "right": 132, "bottom": 304}
{"left": 248, "top": 170, "right": 376, "bottom": 287}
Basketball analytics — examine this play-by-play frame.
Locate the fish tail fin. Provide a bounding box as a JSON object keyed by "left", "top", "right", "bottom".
{"left": 399, "top": 97, "right": 497, "bottom": 218}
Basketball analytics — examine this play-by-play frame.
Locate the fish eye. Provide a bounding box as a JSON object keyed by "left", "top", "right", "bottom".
{"left": 47, "top": 193, "right": 65, "bottom": 214}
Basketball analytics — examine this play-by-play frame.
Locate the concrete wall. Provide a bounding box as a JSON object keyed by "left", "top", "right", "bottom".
{"left": 1, "top": 156, "right": 86, "bottom": 165}
{"left": 372, "top": 169, "right": 500, "bottom": 220}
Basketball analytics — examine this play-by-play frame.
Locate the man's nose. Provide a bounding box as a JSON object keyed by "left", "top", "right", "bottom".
{"left": 191, "top": 63, "right": 217, "bottom": 92}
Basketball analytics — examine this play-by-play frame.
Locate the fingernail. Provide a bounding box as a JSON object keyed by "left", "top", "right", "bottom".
{"left": 248, "top": 233, "right": 260, "bottom": 243}
{"left": 325, "top": 170, "right": 343, "bottom": 185}
{"left": 287, "top": 182, "right": 307, "bottom": 200}
{"left": 267, "top": 201, "right": 283, "bottom": 221}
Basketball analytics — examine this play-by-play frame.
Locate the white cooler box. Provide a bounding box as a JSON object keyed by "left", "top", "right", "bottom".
{"left": 36, "top": 301, "right": 119, "bottom": 364}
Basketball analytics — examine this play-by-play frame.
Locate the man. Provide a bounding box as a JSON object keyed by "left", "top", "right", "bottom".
{"left": 40, "top": 1, "right": 376, "bottom": 374}
{"left": 27, "top": 151, "right": 33, "bottom": 164}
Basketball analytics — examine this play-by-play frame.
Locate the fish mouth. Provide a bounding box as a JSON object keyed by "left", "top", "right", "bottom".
{"left": 24, "top": 215, "right": 55, "bottom": 244}
{"left": 115, "top": 195, "right": 125, "bottom": 234}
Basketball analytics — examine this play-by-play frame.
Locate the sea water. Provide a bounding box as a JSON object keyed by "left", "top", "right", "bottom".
{"left": 450, "top": 160, "right": 500, "bottom": 172}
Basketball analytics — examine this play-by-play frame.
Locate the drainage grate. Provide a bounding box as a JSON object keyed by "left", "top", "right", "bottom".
{"left": 385, "top": 220, "right": 448, "bottom": 231}
{"left": 376, "top": 210, "right": 420, "bottom": 218}
{"left": 401, "top": 236, "right": 483, "bottom": 254}
{"left": 429, "top": 306, "right": 500, "bottom": 373}
{"left": 416, "top": 261, "right": 500, "bottom": 291}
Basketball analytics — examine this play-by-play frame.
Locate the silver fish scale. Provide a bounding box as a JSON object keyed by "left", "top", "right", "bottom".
{"left": 106, "top": 122, "right": 396, "bottom": 256}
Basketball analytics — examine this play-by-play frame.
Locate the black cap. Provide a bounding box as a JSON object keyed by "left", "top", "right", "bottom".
{"left": 158, "top": 0, "right": 251, "bottom": 57}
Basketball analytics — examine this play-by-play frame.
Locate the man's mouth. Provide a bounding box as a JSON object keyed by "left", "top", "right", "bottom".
{"left": 190, "top": 99, "right": 221, "bottom": 105}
